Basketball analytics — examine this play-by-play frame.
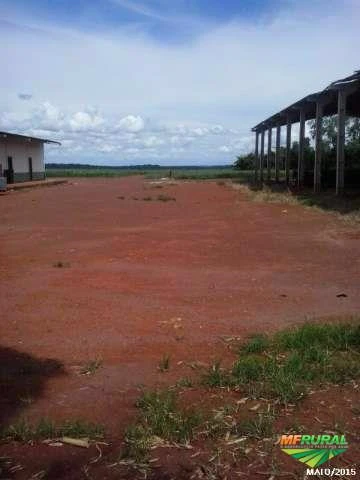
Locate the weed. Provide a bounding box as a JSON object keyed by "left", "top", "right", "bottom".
{"left": 232, "top": 356, "right": 265, "bottom": 383}
{"left": 175, "top": 377, "right": 193, "bottom": 388}
{"left": 122, "top": 424, "right": 151, "bottom": 464}
{"left": 136, "top": 390, "right": 201, "bottom": 443}
{"left": 235, "top": 412, "right": 274, "bottom": 439}
{"left": 142, "top": 196, "right": 152, "bottom": 201}
{"left": 202, "top": 361, "right": 231, "bottom": 388}
{"left": 158, "top": 354, "right": 170, "bottom": 372}
{"left": 1, "top": 418, "right": 104, "bottom": 441}
{"left": 241, "top": 334, "right": 269, "bottom": 354}
{"left": 80, "top": 358, "right": 102, "bottom": 375}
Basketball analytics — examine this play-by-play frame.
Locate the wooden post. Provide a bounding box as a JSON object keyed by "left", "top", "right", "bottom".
{"left": 260, "top": 130, "right": 265, "bottom": 184}
{"left": 336, "top": 89, "right": 347, "bottom": 195}
{"left": 267, "top": 127, "right": 272, "bottom": 182}
{"left": 285, "top": 117, "right": 291, "bottom": 185}
{"left": 298, "top": 108, "right": 306, "bottom": 188}
{"left": 314, "top": 101, "right": 323, "bottom": 193}
{"left": 254, "top": 131, "right": 259, "bottom": 183}
{"left": 275, "top": 124, "right": 281, "bottom": 182}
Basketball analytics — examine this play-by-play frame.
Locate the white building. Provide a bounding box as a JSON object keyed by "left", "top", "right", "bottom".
{"left": 0, "top": 131, "right": 60, "bottom": 184}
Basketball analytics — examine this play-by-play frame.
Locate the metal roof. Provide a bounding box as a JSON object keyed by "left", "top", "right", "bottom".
{"left": 252, "top": 70, "right": 360, "bottom": 132}
{"left": 0, "top": 131, "right": 61, "bottom": 145}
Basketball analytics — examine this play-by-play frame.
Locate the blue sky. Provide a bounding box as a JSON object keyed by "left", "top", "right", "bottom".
{"left": 1, "top": 0, "right": 359, "bottom": 165}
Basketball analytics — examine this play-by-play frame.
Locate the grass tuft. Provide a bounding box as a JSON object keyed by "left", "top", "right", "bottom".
{"left": 1, "top": 418, "right": 104, "bottom": 442}
{"left": 158, "top": 354, "right": 170, "bottom": 372}
{"left": 80, "top": 358, "right": 102, "bottom": 375}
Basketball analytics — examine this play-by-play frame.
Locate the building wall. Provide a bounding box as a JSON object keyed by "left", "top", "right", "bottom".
{"left": 0, "top": 138, "right": 45, "bottom": 182}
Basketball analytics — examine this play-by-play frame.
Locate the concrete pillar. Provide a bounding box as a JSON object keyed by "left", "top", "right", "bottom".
{"left": 275, "top": 124, "right": 281, "bottom": 182}
{"left": 314, "top": 101, "right": 323, "bottom": 193}
{"left": 260, "top": 130, "right": 265, "bottom": 184}
{"left": 254, "top": 131, "right": 259, "bottom": 183}
{"left": 267, "top": 127, "right": 272, "bottom": 182}
{"left": 298, "top": 108, "right": 306, "bottom": 188}
{"left": 285, "top": 118, "right": 292, "bottom": 185}
{"left": 336, "top": 90, "right": 347, "bottom": 195}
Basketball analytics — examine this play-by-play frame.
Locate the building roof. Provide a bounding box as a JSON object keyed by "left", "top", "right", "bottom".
{"left": 0, "top": 131, "right": 61, "bottom": 145}
{"left": 252, "top": 70, "right": 360, "bottom": 132}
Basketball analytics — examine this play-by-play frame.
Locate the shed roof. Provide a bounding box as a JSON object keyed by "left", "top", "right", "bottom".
{"left": 0, "top": 131, "right": 61, "bottom": 145}
{"left": 252, "top": 70, "right": 360, "bottom": 132}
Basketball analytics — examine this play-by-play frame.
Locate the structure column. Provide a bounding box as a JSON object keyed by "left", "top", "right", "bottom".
{"left": 314, "top": 101, "right": 323, "bottom": 193}
{"left": 285, "top": 117, "right": 291, "bottom": 185}
{"left": 267, "top": 127, "right": 272, "bottom": 182}
{"left": 275, "top": 124, "right": 281, "bottom": 182}
{"left": 298, "top": 108, "right": 306, "bottom": 188}
{"left": 254, "top": 131, "right": 259, "bottom": 183}
{"left": 336, "top": 89, "right": 347, "bottom": 195}
{"left": 260, "top": 130, "right": 265, "bottom": 184}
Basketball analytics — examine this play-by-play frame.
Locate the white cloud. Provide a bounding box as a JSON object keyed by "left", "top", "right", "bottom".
{"left": 69, "top": 110, "right": 104, "bottom": 131}
{"left": 116, "top": 115, "right": 145, "bottom": 133}
{"left": 0, "top": 0, "right": 359, "bottom": 164}
{"left": 219, "top": 145, "right": 231, "bottom": 153}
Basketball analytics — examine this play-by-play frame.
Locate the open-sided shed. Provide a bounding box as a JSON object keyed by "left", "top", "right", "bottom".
{"left": 251, "top": 70, "right": 360, "bottom": 194}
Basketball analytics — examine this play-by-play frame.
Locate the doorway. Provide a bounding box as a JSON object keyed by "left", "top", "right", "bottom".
{"left": 6, "top": 156, "right": 14, "bottom": 184}
{"left": 28, "top": 157, "right": 33, "bottom": 181}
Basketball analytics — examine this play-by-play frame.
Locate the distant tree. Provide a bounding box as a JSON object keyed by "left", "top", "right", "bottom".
{"left": 233, "top": 153, "right": 255, "bottom": 170}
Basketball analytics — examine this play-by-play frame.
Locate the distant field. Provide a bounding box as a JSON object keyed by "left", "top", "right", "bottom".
{"left": 45, "top": 166, "right": 253, "bottom": 181}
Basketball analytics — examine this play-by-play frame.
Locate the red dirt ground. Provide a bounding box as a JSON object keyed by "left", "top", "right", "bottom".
{"left": 0, "top": 177, "right": 359, "bottom": 479}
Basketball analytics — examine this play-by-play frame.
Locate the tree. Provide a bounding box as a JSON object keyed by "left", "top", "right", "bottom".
{"left": 233, "top": 153, "right": 255, "bottom": 170}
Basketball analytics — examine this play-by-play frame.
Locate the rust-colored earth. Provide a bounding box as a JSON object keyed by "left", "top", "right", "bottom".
{"left": 0, "top": 177, "right": 359, "bottom": 479}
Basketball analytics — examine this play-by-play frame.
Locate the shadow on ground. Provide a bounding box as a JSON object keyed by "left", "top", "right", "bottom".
{"left": 0, "top": 346, "right": 65, "bottom": 428}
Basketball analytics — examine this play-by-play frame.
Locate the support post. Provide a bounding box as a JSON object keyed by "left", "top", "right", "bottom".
{"left": 254, "top": 131, "right": 259, "bottom": 183}
{"left": 275, "top": 124, "right": 281, "bottom": 182}
{"left": 298, "top": 108, "right": 305, "bottom": 188}
{"left": 314, "top": 101, "right": 323, "bottom": 193}
{"left": 336, "top": 90, "right": 347, "bottom": 195}
{"left": 260, "top": 130, "right": 265, "bottom": 184}
{"left": 267, "top": 127, "right": 272, "bottom": 182}
{"left": 285, "top": 117, "right": 291, "bottom": 185}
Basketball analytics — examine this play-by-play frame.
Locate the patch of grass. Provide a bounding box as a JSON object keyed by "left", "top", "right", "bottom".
{"left": 202, "top": 361, "right": 231, "bottom": 388}
{"left": 175, "top": 377, "right": 193, "bottom": 388}
{"left": 136, "top": 390, "right": 201, "bottom": 443}
{"left": 1, "top": 418, "right": 104, "bottom": 442}
{"left": 241, "top": 334, "right": 270, "bottom": 354}
{"left": 158, "top": 354, "right": 171, "bottom": 372}
{"left": 204, "top": 320, "right": 360, "bottom": 404}
{"left": 80, "top": 358, "right": 102, "bottom": 375}
{"left": 122, "top": 424, "right": 152, "bottom": 464}
{"left": 142, "top": 196, "right": 152, "bottom": 201}
{"left": 232, "top": 355, "right": 266, "bottom": 383}
{"left": 156, "top": 194, "right": 176, "bottom": 202}
{"left": 235, "top": 412, "right": 274, "bottom": 439}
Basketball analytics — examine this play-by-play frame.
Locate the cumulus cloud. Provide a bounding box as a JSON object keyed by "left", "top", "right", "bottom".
{"left": 116, "top": 115, "right": 145, "bottom": 133}
{"left": 69, "top": 110, "right": 104, "bottom": 131}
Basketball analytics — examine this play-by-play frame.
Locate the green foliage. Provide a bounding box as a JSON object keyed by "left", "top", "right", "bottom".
{"left": 1, "top": 418, "right": 104, "bottom": 441}
{"left": 203, "top": 320, "right": 360, "bottom": 404}
{"left": 233, "top": 153, "right": 255, "bottom": 170}
{"left": 241, "top": 334, "right": 269, "bottom": 354}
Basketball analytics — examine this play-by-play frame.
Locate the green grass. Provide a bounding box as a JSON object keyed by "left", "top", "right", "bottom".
{"left": 46, "top": 167, "right": 252, "bottom": 181}
{"left": 202, "top": 321, "right": 360, "bottom": 404}
{"left": 235, "top": 412, "right": 274, "bottom": 439}
{"left": 122, "top": 390, "right": 201, "bottom": 463}
{"left": 1, "top": 418, "right": 104, "bottom": 442}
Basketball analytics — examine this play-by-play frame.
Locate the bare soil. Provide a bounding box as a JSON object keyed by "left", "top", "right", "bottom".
{"left": 0, "top": 177, "right": 359, "bottom": 479}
